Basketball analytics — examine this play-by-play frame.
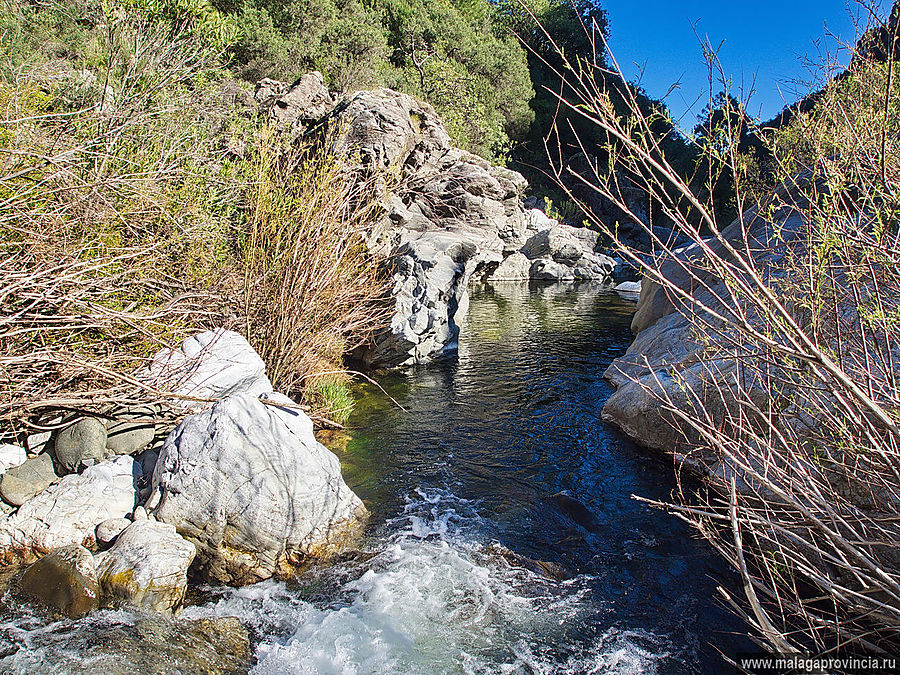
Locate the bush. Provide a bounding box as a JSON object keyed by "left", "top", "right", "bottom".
{"left": 545, "top": 4, "right": 900, "bottom": 658}
{"left": 0, "top": 0, "right": 386, "bottom": 436}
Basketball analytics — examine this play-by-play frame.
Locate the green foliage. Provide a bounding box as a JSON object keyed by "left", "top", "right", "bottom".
{"left": 222, "top": 0, "right": 534, "bottom": 160}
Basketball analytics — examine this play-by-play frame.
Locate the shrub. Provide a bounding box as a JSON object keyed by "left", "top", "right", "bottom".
{"left": 544, "top": 4, "right": 900, "bottom": 658}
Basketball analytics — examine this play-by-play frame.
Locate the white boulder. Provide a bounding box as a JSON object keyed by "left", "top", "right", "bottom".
{"left": 95, "top": 519, "right": 196, "bottom": 612}
{"left": 140, "top": 329, "right": 271, "bottom": 410}
{"left": 148, "top": 392, "right": 367, "bottom": 585}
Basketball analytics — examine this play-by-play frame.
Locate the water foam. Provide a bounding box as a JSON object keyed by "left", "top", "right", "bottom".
{"left": 184, "top": 488, "right": 673, "bottom": 675}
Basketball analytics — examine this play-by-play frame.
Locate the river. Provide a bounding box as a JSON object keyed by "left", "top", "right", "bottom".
{"left": 0, "top": 282, "right": 750, "bottom": 674}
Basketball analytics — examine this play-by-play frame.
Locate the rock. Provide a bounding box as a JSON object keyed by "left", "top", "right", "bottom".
{"left": 53, "top": 417, "right": 109, "bottom": 473}
{"left": 135, "top": 448, "right": 159, "bottom": 477}
{"left": 525, "top": 208, "right": 556, "bottom": 232}
{"left": 487, "top": 252, "right": 532, "bottom": 282}
{"left": 601, "top": 187, "right": 812, "bottom": 471}
{"left": 106, "top": 405, "right": 156, "bottom": 456}
{"left": 139, "top": 329, "right": 272, "bottom": 410}
{"left": 614, "top": 280, "right": 642, "bottom": 297}
{"left": 0, "top": 455, "right": 138, "bottom": 561}
{"left": 96, "top": 517, "right": 131, "bottom": 546}
{"left": 94, "top": 520, "right": 196, "bottom": 612}
{"left": 522, "top": 226, "right": 583, "bottom": 265}
{"left": 255, "top": 72, "right": 334, "bottom": 128}
{"left": 18, "top": 544, "right": 100, "bottom": 618}
{"left": 25, "top": 430, "right": 53, "bottom": 455}
{"left": 149, "top": 392, "right": 367, "bottom": 585}
{"left": 0, "top": 444, "right": 26, "bottom": 473}
{"left": 530, "top": 259, "right": 576, "bottom": 281}
{"left": 0, "top": 452, "right": 57, "bottom": 507}
{"left": 362, "top": 233, "right": 479, "bottom": 367}
{"left": 133, "top": 505, "right": 149, "bottom": 521}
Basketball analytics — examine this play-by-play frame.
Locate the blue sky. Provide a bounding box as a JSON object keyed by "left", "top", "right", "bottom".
{"left": 602, "top": 1, "right": 883, "bottom": 129}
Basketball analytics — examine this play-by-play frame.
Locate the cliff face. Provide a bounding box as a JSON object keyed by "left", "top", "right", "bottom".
{"left": 256, "top": 73, "right": 617, "bottom": 367}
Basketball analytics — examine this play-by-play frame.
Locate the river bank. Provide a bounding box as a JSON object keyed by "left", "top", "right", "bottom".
{"left": 0, "top": 282, "right": 752, "bottom": 674}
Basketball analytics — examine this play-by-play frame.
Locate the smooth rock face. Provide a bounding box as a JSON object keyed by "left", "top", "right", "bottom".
{"left": 140, "top": 329, "right": 272, "bottom": 410}
{"left": 0, "top": 444, "right": 26, "bottom": 473}
{"left": 106, "top": 406, "right": 156, "bottom": 455}
{"left": 0, "top": 453, "right": 57, "bottom": 507}
{"left": 95, "top": 520, "right": 196, "bottom": 612}
{"left": 601, "top": 193, "right": 811, "bottom": 474}
{"left": 0, "top": 456, "right": 138, "bottom": 560}
{"left": 54, "top": 417, "right": 109, "bottom": 473}
{"left": 149, "top": 392, "right": 367, "bottom": 585}
{"left": 19, "top": 544, "right": 100, "bottom": 618}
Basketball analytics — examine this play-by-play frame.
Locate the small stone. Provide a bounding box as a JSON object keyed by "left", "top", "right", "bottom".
{"left": 0, "top": 453, "right": 57, "bottom": 506}
{"left": 54, "top": 418, "right": 108, "bottom": 473}
{"left": 25, "top": 430, "right": 52, "bottom": 455}
{"left": 133, "top": 506, "right": 149, "bottom": 521}
{"left": 19, "top": 544, "right": 100, "bottom": 618}
{"left": 0, "top": 444, "right": 26, "bottom": 473}
{"left": 96, "top": 518, "right": 131, "bottom": 546}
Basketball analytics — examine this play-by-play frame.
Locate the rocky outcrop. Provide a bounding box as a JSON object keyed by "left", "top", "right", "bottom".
{"left": 95, "top": 519, "right": 196, "bottom": 612}
{"left": 255, "top": 76, "right": 619, "bottom": 367}
{"left": 0, "top": 455, "right": 138, "bottom": 561}
{"left": 139, "top": 329, "right": 272, "bottom": 409}
{"left": 147, "top": 391, "right": 367, "bottom": 585}
{"left": 601, "top": 190, "right": 810, "bottom": 474}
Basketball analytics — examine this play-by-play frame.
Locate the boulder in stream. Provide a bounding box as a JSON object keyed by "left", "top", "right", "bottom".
{"left": 18, "top": 544, "right": 100, "bottom": 618}
{"left": 148, "top": 391, "right": 367, "bottom": 585}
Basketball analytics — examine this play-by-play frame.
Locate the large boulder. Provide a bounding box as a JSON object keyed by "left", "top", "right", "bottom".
{"left": 147, "top": 392, "right": 367, "bottom": 585}
{"left": 18, "top": 543, "right": 100, "bottom": 618}
{"left": 139, "top": 329, "right": 272, "bottom": 410}
{"left": 95, "top": 519, "right": 196, "bottom": 612}
{"left": 601, "top": 188, "right": 811, "bottom": 473}
{"left": 0, "top": 455, "right": 138, "bottom": 561}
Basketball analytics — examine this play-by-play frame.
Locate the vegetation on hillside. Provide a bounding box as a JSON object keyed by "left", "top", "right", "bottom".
{"left": 546, "top": 1, "right": 900, "bottom": 657}
{"left": 0, "top": 0, "right": 386, "bottom": 435}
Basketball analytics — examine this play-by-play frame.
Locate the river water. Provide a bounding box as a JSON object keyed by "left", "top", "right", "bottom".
{"left": 0, "top": 282, "right": 750, "bottom": 674}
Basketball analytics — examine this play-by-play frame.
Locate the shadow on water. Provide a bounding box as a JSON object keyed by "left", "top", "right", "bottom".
{"left": 334, "top": 281, "right": 754, "bottom": 672}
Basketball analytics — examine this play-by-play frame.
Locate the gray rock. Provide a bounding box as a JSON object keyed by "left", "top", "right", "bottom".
{"left": 0, "top": 444, "right": 26, "bottom": 473}
{"left": 106, "top": 406, "right": 156, "bottom": 456}
{"left": 139, "top": 329, "right": 272, "bottom": 411}
{"left": 0, "top": 455, "right": 138, "bottom": 560}
{"left": 148, "top": 392, "right": 367, "bottom": 585}
{"left": 487, "top": 252, "right": 532, "bottom": 282}
{"left": 255, "top": 72, "right": 334, "bottom": 128}
{"left": 96, "top": 517, "right": 131, "bottom": 546}
{"left": 135, "top": 447, "right": 159, "bottom": 478}
{"left": 530, "top": 259, "right": 576, "bottom": 281}
{"left": 521, "top": 226, "right": 584, "bottom": 265}
{"left": 19, "top": 544, "right": 100, "bottom": 618}
{"left": 0, "top": 453, "right": 57, "bottom": 507}
{"left": 54, "top": 417, "right": 109, "bottom": 473}
{"left": 94, "top": 520, "right": 196, "bottom": 612}
{"left": 525, "top": 208, "right": 556, "bottom": 232}
{"left": 614, "top": 280, "right": 642, "bottom": 297}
